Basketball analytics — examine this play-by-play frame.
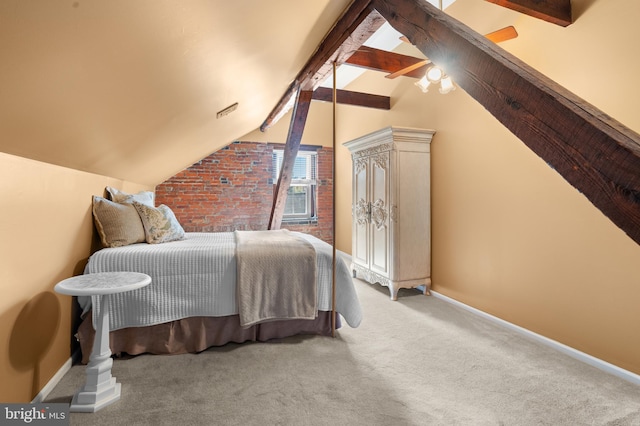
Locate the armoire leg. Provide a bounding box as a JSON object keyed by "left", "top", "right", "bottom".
{"left": 389, "top": 283, "right": 399, "bottom": 301}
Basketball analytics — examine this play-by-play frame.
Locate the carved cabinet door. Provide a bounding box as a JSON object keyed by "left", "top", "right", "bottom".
{"left": 352, "top": 157, "right": 369, "bottom": 269}
{"left": 368, "top": 151, "right": 390, "bottom": 277}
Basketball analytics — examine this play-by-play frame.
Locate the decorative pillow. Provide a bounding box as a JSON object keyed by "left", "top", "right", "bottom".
{"left": 133, "top": 202, "right": 185, "bottom": 244}
{"left": 92, "top": 196, "right": 146, "bottom": 247}
{"left": 106, "top": 186, "right": 155, "bottom": 207}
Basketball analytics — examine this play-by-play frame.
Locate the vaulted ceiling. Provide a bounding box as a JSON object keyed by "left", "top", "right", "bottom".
{"left": 0, "top": 0, "right": 526, "bottom": 187}
{"left": 0, "top": 0, "right": 354, "bottom": 184}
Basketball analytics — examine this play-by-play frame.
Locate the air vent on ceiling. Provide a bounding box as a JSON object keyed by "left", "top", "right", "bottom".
{"left": 216, "top": 102, "right": 238, "bottom": 119}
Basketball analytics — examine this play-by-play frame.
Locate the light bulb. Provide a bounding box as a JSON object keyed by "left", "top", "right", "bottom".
{"left": 415, "top": 75, "right": 431, "bottom": 93}
{"left": 426, "top": 66, "right": 443, "bottom": 83}
{"left": 439, "top": 75, "right": 455, "bottom": 94}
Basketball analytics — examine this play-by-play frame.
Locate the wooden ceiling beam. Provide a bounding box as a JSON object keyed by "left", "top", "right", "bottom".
{"left": 306, "top": 9, "right": 386, "bottom": 91}
{"left": 260, "top": 0, "right": 381, "bottom": 132}
{"left": 372, "top": 0, "right": 640, "bottom": 245}
{"left": 485, "top": 0, "right": 572, "bottom": 27}
{"left": 268, "top": 89, "right": 314, "bottom": 230}
{"left": 312, "top": 87, "right": 390, "bottom": 110}
{"left": 345, "top": 46, "right": 427, "bottom": 78}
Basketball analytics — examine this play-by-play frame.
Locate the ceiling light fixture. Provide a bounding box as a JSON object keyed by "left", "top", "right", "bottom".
{"left": 439, "top": 75, "right": 455, "bottom": 94}
{"left": 414, "top": 64, "right": 456, "bottom": 95}
{"left": 415, "top": 75, "right": 431, "bottom": 93}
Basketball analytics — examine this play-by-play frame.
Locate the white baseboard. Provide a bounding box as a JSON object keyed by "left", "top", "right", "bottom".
{"left": 32, "top": 350, "right": 81, "bottom": 403}
{"left": 430, "top": 290, "right": 640, "bottom": 387}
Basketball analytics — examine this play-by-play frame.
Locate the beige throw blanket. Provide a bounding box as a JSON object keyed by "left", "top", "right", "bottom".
{"left": 235, "top": 229, "right": 317, "bottom": 328}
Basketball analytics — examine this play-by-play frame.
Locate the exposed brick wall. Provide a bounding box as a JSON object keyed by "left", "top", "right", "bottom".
{"left": 155, "top": 141, "right": 334, "bottom": 244}
{"left": 307, "top": 147, "right": 334, "bottom": 244}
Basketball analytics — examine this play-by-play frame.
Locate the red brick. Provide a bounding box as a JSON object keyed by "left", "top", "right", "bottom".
{"left": 155, "top": 141, "right": 334, "bottom": 244}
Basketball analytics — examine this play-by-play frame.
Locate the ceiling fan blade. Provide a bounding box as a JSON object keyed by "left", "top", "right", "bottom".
{"left": 388, "top": 26, "right": 517, "bottom": 79}
{"left": 385, "top": 59, "right": 430, "bottom": 79}
{"left": 484, "top": 26, "right": 518, "bottom": 43}
{"left": 401, "top": 26, "right": 518, "bottom": 46}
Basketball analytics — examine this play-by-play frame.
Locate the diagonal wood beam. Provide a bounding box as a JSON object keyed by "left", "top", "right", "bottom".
{"left": 372, "top": 0, "right": 640, "bottom": 245}
{"left": 260, "top": 0, "right": 381, "bottom": 132}
{"left": 306, "top": 9, "right": 385, "bottom": 91}
{"left": 312, "top": 87, "right": 390, "bottom": 110}
{"left": 268, "top": 89, "right": 314, "bottom": 230}
{"left": 485, "top": 0, "right": 572, "bottom": 27}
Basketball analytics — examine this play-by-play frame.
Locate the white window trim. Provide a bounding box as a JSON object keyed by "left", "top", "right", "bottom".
{"left": 273, "top": 149, "right": 318, "bottom": 221}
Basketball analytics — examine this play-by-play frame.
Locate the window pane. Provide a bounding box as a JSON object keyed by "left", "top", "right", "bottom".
{"left": 284, "top": 186, "right": 308, "bottom": 216}
{"left": 292, "top": 157, "right": 308, "bottom": 179}
{"left": 272, "top": 152, "right": 281, "bottom": 179}
{"left": 272, "top": 150, "right": 317, "bottom": 181}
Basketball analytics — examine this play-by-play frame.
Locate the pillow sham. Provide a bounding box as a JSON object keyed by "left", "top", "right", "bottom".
{"left": 106, "top": 186, "right": 155, "bottom": 207}
{"left": 133, "top": 202, "right": 185, "bottom": 244}
{"left": 92, "top": 196, "right": 146, "bottom": 248}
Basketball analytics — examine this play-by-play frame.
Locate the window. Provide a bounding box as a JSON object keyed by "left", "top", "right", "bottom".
{"left": 272, "top": 149, "right": 318, "bottom": 220}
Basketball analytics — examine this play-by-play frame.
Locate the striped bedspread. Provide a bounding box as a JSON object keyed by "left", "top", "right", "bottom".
{"left": 79, "top": 232, "right": 362, "bottom": 331}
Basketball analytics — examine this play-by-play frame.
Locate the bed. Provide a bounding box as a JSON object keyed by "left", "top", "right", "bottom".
{"left": 80, "top": 187, "right": 362, "bottom": 363}
{"left": 77, "top": 230, "right": 362, "bottom": 364}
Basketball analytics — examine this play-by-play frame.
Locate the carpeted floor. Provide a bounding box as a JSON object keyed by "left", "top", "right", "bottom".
{"left": 46, "top": 278, "right": 640, "bottom": 425}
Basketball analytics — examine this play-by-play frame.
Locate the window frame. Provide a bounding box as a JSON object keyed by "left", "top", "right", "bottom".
{"left": 272, "top": 148, "right": 318, "bottom": 221}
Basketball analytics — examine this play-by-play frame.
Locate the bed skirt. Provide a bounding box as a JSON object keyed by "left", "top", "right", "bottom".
{"left": 77, "top": 311, "right": 340, "bottom": 364}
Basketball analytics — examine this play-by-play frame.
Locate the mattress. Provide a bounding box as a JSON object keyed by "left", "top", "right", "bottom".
{"left": 79, "top": 232, "right": 362, "bottom": 331}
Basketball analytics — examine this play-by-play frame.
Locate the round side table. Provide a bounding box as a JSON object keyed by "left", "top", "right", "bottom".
{"left": 55, "top": 271, "right": 151, "bottom": 413}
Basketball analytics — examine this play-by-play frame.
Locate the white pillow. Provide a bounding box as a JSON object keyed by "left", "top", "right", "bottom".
{"left": 133, "top": 202, "right": 185, "bottom": 244}
{"left": 106, "top": 186, "right": 155, "bottom": 207}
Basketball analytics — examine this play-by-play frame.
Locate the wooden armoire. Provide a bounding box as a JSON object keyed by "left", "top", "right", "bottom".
{"left": 343, "top": 126, "right": 435, "bottom": 300}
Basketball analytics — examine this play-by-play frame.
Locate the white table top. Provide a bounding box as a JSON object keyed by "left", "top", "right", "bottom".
{"left": 54, "top": 272, "right": 151, "bottom": 296}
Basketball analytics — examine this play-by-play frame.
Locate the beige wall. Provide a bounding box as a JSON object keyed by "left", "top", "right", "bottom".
{"left": 430, "top": 88, "right": 640, "bottom": 374}
{"left": 0, "top": 153, "right": 149, "bottom": 402}
{"left": 432, "top": 0, "right": 640, "bottom": 374}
